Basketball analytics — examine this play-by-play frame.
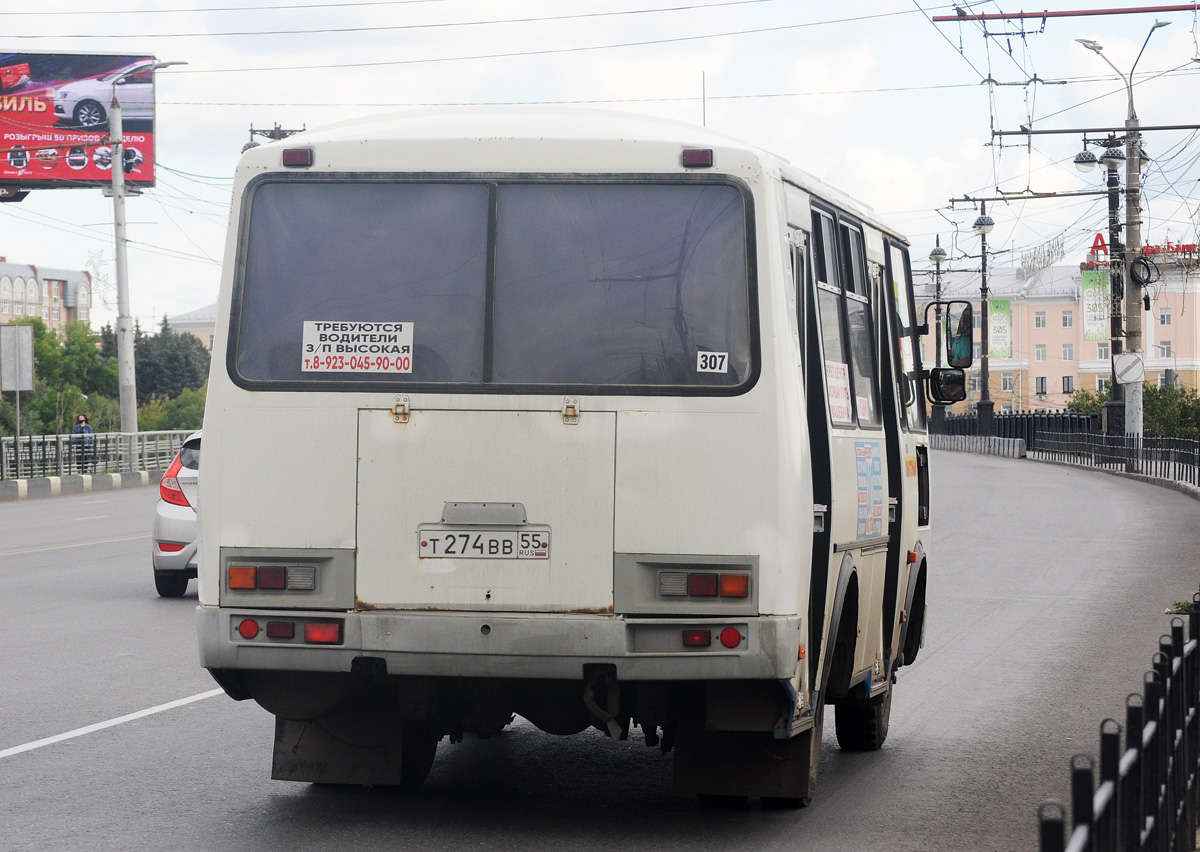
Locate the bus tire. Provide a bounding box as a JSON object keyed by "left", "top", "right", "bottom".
{"left": 833, "top": 676, "right": 891, "bottom": 752}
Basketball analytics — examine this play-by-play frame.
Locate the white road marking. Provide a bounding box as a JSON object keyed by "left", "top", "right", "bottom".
{"left": 0, "top": 689, "right": 225, "bottom": 760}
{"left": 0, "top": 532, "right": 149, "bottom": 558}
{"left": 74, "top": 515, "right": 109, "bottom": 521}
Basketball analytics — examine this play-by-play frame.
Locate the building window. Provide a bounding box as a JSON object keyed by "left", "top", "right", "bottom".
{"left": 208, "top": 334, "right": 215, "bottom": 350}
{"left": 1160, "top": 307, "right": 1171, "bottom": 326}
{"left": 973, "top": 341, "right": 982, "bottom": 360}
{"left": 13, "top": 277, "right": 24, "bottom": 315}
{"left": 1001, "top": 373, "right": 1014, "bottom": 391}
{"left": 1035, "top": 344, "right": 1046, "bottom": 362}
{"left": 1158, "top": 374, "right": 1170, "bottom": 387}
{"left": 1159, "top": 340, "right": 1172, "bottom": 357}
{"left": 1061, "top": 310, "right": 1074, "bottom": 328}
{"left": 76, "top": 283, "right": 89, "bottom": 322}
{"left": 969, "top": 375, "right": 981, "bottom": 393}
{"left": 1097, "top": 376, "right": 1110, "bottom": 393}
{"left": 1035, "top": 376, "right": 1047, "bottom": 395}
{"left": 1001, "top": 404, "right": 1013, "bottom": 413}
{"left": 1062, "top": 343, "right": 1074, "bottom": 362}
{"left": 1035, "top": 311, "right": 1046, "bottom": 329}
{"left": 1097, "top": 341, "right": 1109, "bottom": 359}
{"left": 1063, "top": 376, "right": 1075, "bottom": 393}
{"left": 0, "top": 275, "right": 10, "bottom": 314}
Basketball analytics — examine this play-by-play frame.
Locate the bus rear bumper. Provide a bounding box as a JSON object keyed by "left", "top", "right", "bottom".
{"left": 196, "top": 606, "right": 803, "bottom": 681}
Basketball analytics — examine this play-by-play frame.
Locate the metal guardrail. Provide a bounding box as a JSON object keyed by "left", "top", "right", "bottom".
{"left": 1030, "top": 433, "right": 1200, "bottom": 489}
{"left": 1039, "top": 602, "right": 1200, "bottom": 851}
{"left": 936, "top": 410, "right": 1100, "bottom": 450}
{"left": 0, "top": 431, "right": 192, "bottom": 480}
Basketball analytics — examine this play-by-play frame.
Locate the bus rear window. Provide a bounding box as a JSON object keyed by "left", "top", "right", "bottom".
{"left": 231, "top": 178, "right": 754, "bottom": 392}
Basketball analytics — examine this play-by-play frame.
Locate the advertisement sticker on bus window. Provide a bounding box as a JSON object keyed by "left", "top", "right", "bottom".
{"left": 696, "top": 351, "right": 729, "bottom": 373}
{"left": 825, "top": 361, "right": 853, "bottom": 423}
{"left": 301, "top": 321, "right": 413, "bottom": 373}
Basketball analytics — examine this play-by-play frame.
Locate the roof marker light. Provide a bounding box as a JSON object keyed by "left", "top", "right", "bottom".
{"left": 682, "top": 148, "right": 714, "bottom": 168}
{"left": 282, "top": 148, "right": 313, "bottom": 167}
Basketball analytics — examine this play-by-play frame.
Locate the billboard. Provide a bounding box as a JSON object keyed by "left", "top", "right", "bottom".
{"left": 1081, "top": 269, "right": 1110, "bottom": 342}
{"left": 989, "top": 298, "right": 1012, "bottom": 359}
{"left": 0, "top": 52, "right": 156, "bottom": 188}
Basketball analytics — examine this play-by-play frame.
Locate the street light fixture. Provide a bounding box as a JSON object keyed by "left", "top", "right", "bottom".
{"left": 972, "top": 204, "right": 995, "bottom": 436}
{"left": 929, "top": 238, "right": 949, "bottom": 431}
{"left": 110, "top": 59, "right": 187, "bottom": 467}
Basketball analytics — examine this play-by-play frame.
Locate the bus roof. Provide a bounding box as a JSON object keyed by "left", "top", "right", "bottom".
{"left": 254, "top": 106, "right": 905, "bottom": 243}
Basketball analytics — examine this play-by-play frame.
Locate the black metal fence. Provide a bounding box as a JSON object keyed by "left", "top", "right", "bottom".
{"left": 936, "top": 409, "right": 1100, "bottom": 450}
{"left": 1031, "top": 433, "right": 1200, "bottom": 489}
{"left": 0, "top": 431, "right": 191, "bottom": 480}
{"left": 1039, "top": 601, "right": 1200, "bottom": 851}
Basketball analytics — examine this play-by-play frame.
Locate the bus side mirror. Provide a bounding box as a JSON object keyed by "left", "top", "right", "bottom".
{"left": 927, "top": 368, "right": 966, "bottom": 403}
{"left": 944, "top": 302, "right": 973, "bottom": 368}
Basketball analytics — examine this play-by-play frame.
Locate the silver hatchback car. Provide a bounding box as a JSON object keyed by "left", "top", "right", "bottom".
{"left": 151, "top": 431, "right": 201, "bottom": 597}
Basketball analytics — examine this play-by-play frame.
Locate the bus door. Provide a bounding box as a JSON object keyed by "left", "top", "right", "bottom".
{"left": 809, "top": 208, "right": 889, "bottom": 698}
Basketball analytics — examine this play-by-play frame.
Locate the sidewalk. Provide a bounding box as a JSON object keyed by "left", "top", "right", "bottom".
{"left": 0, "top": 469, "right": 166, "bottom": 502}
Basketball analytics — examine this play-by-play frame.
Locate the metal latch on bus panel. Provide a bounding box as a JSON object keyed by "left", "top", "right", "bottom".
{"left": 562, "top": 398, "right": 580, "bottom": 425}
{"left": 813, "top": 504, "right": 827, "bottom": 533}
{"left": 392, "top": 396, "right": 410, "bottom": 424}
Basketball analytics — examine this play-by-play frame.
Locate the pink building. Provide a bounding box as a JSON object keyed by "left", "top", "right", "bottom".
{"left": 915, "top": 250, "right": 1199, "bottom": 412}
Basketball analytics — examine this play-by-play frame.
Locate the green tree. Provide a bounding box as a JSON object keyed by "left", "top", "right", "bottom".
{"left": 137, "top": 384, "right": 206, "bottom": 432}
{"left": 1067, "top": 388, "right": 1109, "bottom": 416}
{"left": 1142, "top": 384, "right": 1200, "bottom": 439}
{"left": 3, "top": 318, "right": 117, "bottom": 435}
{"left": 135, "top": 317, "right": 210, "bottom": 404}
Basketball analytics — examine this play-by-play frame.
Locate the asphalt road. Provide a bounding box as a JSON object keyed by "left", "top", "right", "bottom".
{"left": 1, "top": 452, "right": 1198, "bottom": 852}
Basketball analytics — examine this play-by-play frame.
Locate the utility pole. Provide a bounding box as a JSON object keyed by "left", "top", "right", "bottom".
{"left": 974, "top": 202, "right": 995, "bottom": 436}
{"left": 109, "top": 59, "right": 186, "bottom": 470}
{"left": 110, "top": 96, "right": 137, "bottom": 467}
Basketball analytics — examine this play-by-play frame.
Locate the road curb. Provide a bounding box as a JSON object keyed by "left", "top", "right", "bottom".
{"left": 0, "top": 470, "right": 161, "bottom": 502}
{"left": 1027, "top": 456, "right": 1200, "bottom": 503}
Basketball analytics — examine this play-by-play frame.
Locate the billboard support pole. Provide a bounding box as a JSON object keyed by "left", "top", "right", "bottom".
{"left": 110, "top": 96, "right": 138, "bottom": 472}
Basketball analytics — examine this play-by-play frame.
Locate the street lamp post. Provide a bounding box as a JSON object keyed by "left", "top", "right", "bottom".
{"left": 109, "top": 59, "right": 186, "bottom": 470}
{"left": 1076, "top": 21, "right": 1170, "bottom": 444}
{"left": 973, "top": 204, "right": 995, "bottom": 436}
{"left": 929, "top": 237, "right": 948, "bottom": 432}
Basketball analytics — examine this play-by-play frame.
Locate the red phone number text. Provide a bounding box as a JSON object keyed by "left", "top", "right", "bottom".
{"left": 302, "top": 354, "right": 412, "bottom": 372}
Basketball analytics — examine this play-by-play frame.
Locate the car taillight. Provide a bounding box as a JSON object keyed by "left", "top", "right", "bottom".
{"left": 159, "top": 454, "right": 190, "bottom": 507}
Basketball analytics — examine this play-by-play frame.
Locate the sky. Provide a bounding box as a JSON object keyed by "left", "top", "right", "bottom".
{"left": 2, "top": 0, "right": 1199, "bottom": 332}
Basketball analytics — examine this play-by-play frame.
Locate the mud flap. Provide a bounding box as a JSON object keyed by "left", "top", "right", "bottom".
{"left": 272, "top": 700, "right": 405, "bottom": 785}
{"left": 672, "top": 725, "right": 817, "bottom": 801}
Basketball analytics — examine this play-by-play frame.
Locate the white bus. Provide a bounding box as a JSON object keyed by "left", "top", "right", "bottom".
{"left": 197, "top": 108, "right": 969, "bottom": 805}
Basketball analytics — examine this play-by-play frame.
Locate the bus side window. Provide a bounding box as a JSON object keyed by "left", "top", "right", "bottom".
{"left": 887, "top": 241, "right": 926, "bottom": 431}
{"left": 813, "top": 211, "right": 854, "bottom": 425}
{"left": 839, "top": 223, "right": 879, "bottom": 427}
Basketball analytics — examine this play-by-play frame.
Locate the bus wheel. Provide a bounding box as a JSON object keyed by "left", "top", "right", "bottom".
{"left": 833, "top": 676, "right": 891, "bottom": 752}
{"left": 762, "top": 701, "right": 823, "bottom": 809}
{"left": 399, "top": 722, "right": 440, "bottom": 790}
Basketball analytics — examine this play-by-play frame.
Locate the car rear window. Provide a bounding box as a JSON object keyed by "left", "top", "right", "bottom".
{"left": 230, "top": 177, "right": 755, "bottom": 393}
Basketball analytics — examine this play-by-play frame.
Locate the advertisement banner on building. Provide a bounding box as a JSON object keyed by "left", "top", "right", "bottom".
{"left": 0, "top": 52, "right": 156, "bottom": 188}
{"left": 1081, "top": 269, "right": 1109, "bottom": 341}
{"left": 989, "top": 299, "right": 1012, "bottom": 358}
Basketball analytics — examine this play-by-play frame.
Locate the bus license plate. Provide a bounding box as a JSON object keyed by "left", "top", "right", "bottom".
{"left": 418, "top": 529, "right": 550, "bottom": 559}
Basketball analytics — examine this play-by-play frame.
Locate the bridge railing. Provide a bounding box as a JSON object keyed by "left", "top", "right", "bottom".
{"left": 0, "top": 431, "right": 193, "bottom": 480}
{"left": 1030, "top": 432, "right": 1200, "bottom": 489}
{"left": 1039, "top": 598, "right": 1200, "bottom": 852}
